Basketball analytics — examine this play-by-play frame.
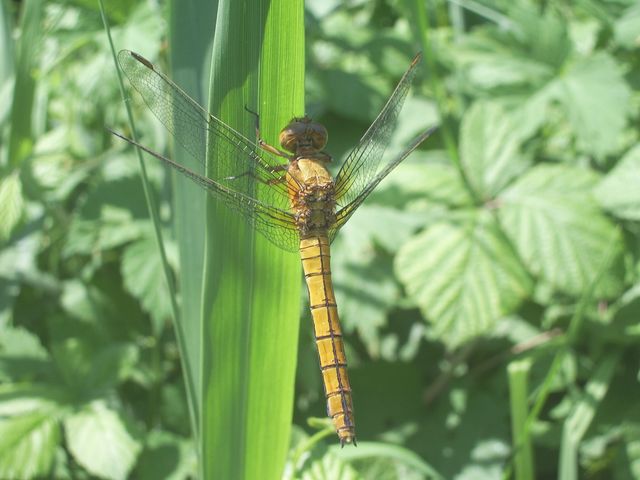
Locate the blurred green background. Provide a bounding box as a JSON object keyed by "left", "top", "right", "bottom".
{"left": 1, "top": 0, "right": 640, "bottom": 479}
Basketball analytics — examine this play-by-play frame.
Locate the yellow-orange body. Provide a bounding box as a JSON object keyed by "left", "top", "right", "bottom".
{"left": 280, "top": 119, "right": 356, "bottom": 445}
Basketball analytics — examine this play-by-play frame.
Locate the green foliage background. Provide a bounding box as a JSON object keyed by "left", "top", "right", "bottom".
{"left": 1, "top": 0, "right": 640, "bottom": 479}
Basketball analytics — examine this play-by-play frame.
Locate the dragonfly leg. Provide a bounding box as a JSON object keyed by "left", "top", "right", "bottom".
{"left": 244, "top": 106, "right": 292, "bottom": 160}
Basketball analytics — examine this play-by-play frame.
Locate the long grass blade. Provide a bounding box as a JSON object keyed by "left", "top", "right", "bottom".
{"left": 199, "top": 1, "right": 303, "bottom": 479}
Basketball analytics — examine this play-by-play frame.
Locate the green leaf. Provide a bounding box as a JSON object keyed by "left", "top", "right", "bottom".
{"left": 121, "top": 235, "right": 172, "bottom": 333}
{"left": 372, "top": 154, "right": 474, "bottom": 210}
{"left": 294, "top": 446, "right": 361, "bottom": 480}
{"left": 594, "top": 145, "right": 640, "bottom": 220}
{"left": 498, "top": 164, "right": 624, "bottom": 296}
{"left": 52, "top": 339, "right": 138, "bottom": 396}
{"left": 0, "top": 399, "right": 61, "bottom": 479}
{"left": 459, "top": 101, "right": 531, "bottom": 198}
{"left": 0, "top": 326, "right": 49, "bottom": 381}
{"left": 614, "top": 3, "right": 640, "bottom": 49}
{"left": 0, "top": 172, "right": 24, "bottom": 240}
{"left": 337, "top": 442, "right": 445, "bottom": 479}
{"left": 0, "top": 325, "right": 47, "bottom": 359}
{"left": 0, "top": 384, "right": 68, "bottom": 417}
{"left": 134, "top": 430, "right": 196, "bottom": 480}
{"left": 551, "top": 53, "right": 631, "bottom": 158}
{"left": 64, "top": 401, "right": 141, "bottom": 480}
{"left": 395, "top": 210, "right": 532, "bottom": 347}
{"left": 333, "top": 204, "right": 428, "bottom": 357}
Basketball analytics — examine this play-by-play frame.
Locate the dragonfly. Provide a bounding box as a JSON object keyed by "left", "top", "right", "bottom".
{"left": 113, "top": 49, "right": 436, "bottom": 446}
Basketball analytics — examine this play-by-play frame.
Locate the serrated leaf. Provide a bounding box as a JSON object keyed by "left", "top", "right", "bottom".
{"left": 0, "top": 172, "right": 24, "bottom": 240}
{"left": 374, "top": 153, "right": 474, "bottom": 210}
{"left": 594, "top": 145, "right": 640, "bottom": 220}
{"left": 460, "top": 101, "right": 531, "bottom": 198}
{"left": 552, "top": 53, "right": 631, "bottom": 158}
{"left": 333, "top": 203, "right": 446, "bottom": 357}
{"left": 121, "top": 235, "right": 172, "bottom": 333}
{"left": 64, "top": 401, "right": 141, "bottom": 480}
{"left": 498, "top": 164, "right": 624, "bottom": 296}
{"left": 0, "top": 401, "right": 61, "bottom": 479}
{"left": 337, "top": 442, "right": 444, "bottom": 480}
{"left": 395, "top": 211, "right": 532, "bottom": 347}
{"left": 299, "top": 450, "right": 361, "bottom": 480}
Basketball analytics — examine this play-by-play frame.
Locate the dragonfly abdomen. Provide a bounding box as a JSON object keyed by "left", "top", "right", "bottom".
{"left": 300, "top": 236, "right": 356, "bottom": 446}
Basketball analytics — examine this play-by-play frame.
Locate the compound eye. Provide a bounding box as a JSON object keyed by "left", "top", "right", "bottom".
{"left": 278, "top": 118, "right": 328, "bottom": 152}
{"left": 278, "top": 122, "right": 306, "bottom": 152}
{"left": 309, "top": 125, "right": 328, "bottom": 150}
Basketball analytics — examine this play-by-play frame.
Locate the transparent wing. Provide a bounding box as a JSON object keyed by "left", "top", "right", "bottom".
{"left": 110, "top": 130, "right": 300, "bottom": 252}
{"left": 334, "top": 53, "right": 422, "bottom": 208}
{"left": 329, "top": 126, "right": 437, "bottom": 243}
{"left": 117, "top": 50, "right": 300, "bottom": 251}
{"left": 118, "top": 50, "right": 300, "bottom": 207}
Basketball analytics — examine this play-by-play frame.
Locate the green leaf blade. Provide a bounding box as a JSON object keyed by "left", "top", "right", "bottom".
{"left": 199, "top": 1, "right": 304, "bottom": 479}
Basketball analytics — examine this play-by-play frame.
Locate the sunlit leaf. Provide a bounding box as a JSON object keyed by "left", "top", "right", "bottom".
{"left": 64, "top": 401, "right": 141, "bottom": 480}
{"left": 594, "top": 145, "right": 640, "bottom": 220}
{"left": 0, "top": 400, "right": 61, "bottom": 479}
{"left": 460, "top": 101, "right": 531, "bottom": 198}
{"left": 0, "top": 325, "right": 47, "bottom": 359}
{"left": 614, "top": 3, "right": 640, "bottom": 49}
{"left": 498, "top": 164, "right": 624, "bottom": 296}
{"left": 121, "top": 234, "right": 172, "bottom": 333}
{"left": 395, "top": 210, "right": 532, "bottom": 347}
{"left": 551, "top": 53, "right": 631, "bottom": 158}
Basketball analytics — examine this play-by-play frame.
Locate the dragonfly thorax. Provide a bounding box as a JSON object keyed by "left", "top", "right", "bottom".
{"left": 279, "top": 116, "right": 328, "bottom": 154}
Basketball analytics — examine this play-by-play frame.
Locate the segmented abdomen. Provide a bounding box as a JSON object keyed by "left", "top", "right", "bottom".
{"left": 299, "top": 236, "right": 356, "bottom": 446}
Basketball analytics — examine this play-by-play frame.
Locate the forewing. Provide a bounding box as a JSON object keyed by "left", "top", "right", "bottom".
{"left": 117, "top": 49, "right": 297, "bottom": 213}
{"left": 116, "top": 50, "right": 300, "bottom": 251}
{"left": 334, "top": 53, "right": 422, "bottom": 208}
{"left": 329, "top": 126, "right": 437, "bottom": 243}
{"left": 110, "top": 130, "right": 300, "bottom": 252}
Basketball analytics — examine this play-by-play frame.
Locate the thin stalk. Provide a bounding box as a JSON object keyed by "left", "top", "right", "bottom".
{"left": 98, "top": 0, "right": 197, "bottom": 445}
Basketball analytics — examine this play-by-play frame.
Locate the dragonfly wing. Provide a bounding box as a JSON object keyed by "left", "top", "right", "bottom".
{"left": 333, "top": 53, "right": 422, "bottom": 209}
{"left": 117, "top": 50, "right": 297, "bottom": 215}
{"left": 111, "top": 130, "right": 300, "bottom": 252}
{"left": 329, "top": 126, "right": 437, "bottom": 243}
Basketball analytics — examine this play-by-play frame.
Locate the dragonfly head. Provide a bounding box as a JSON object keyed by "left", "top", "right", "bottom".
{"left": 279, "top": 117, "right": 328, "bottom": 155}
